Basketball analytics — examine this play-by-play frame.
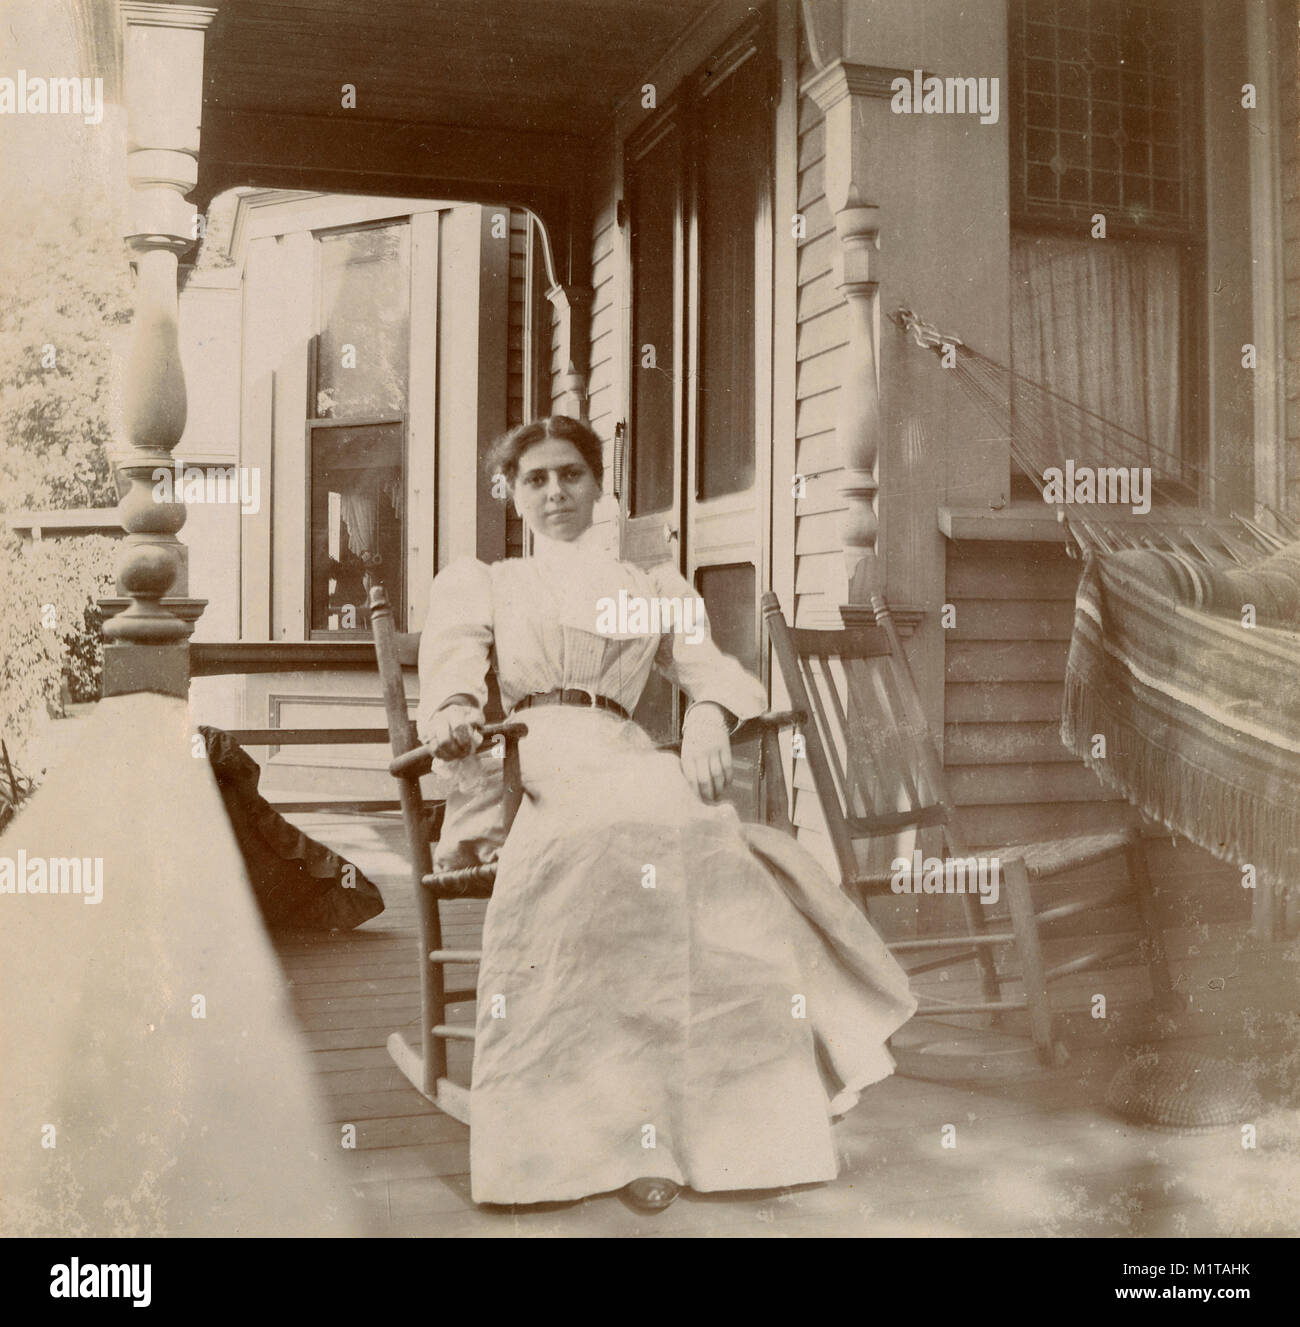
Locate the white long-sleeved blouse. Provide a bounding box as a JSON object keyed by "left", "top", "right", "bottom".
{"left": 416, "top": 526, "right": 766, "bottom": 742}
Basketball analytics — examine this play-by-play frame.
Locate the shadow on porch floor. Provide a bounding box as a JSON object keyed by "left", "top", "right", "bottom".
{"left": 273, "top": 812, "right": 1300, "bottom": 1238}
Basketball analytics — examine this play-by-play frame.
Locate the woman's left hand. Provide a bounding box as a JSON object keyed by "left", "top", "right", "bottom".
{"left": 680, "top": 702, "right": 733, "bottom": 802}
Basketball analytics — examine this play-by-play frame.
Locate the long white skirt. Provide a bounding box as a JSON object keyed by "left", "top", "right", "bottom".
{"left": 466, "top": 706, "right": 917, "bottom": 1205}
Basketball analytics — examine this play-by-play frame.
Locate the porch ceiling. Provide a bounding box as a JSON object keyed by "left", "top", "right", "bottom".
{"left": 193, "top": 0, "right": 717, "bottom": 275}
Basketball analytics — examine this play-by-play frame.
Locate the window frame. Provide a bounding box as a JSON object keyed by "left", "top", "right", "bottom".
{"left": 621, "top": 10, "right": 776, "bottom": 525}
{"left": 1007, "top": 0, "right": 1209, "bottom": 499}
{"left": 304, "top": 215, "right": 414, "bottom": 640}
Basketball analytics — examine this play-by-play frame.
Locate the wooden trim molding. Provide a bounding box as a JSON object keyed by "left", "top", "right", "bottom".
{"left": 185, "top": 640, "right": 399, "bottom": 676}
{"left": 802, "top": 60, "right": 924, "bottom": 108}
{"left": 839, "top": 604, "right": 925, "bottom": 639}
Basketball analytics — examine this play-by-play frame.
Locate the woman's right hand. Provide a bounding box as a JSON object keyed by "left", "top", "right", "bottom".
{"left": 426, "top": 701, "right": 486, "bottom": 761}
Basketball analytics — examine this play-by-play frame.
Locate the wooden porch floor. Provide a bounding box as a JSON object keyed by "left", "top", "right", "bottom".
{"left": 275, "top": 812, "right": 1300, "bottom": 1238}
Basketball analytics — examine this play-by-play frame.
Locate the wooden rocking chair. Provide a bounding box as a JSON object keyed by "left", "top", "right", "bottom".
{"left": 762, "top": 590, "right": 1179, "bottom": 1069}
{"left": 368, "top": 581, "right": 803, "bottom": 1124}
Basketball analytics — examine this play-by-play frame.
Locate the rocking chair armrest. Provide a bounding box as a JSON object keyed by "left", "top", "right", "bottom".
{"left": 388, "top": 720, "right": 529, "bottom": 779}
{"left": 654, "top": 708, "right": 806, "bottom": 755}
{"left": 733, "top": 708, "right": 806, "bottom": 746}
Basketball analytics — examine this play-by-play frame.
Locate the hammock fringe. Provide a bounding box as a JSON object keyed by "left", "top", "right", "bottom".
{"left": 1061, "top": 670, "right": 1299, "bottom": 898}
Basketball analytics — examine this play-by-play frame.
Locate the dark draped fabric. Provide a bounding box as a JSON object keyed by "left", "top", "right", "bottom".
{"left": 201, "top": 725, "right": 384, "bottom": 930}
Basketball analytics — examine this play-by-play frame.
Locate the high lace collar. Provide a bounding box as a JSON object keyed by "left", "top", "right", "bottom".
{"left": 528, "top": 521, "right": 649, "bottom": 636}
{"left": 531, "top": 519, "right": 622, "bottom": 567}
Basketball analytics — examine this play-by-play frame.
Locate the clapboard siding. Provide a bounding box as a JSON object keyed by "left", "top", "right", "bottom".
{"left": 945, "top": 540, "right": 1121, "bottom": 851}
{"left": 504, "top": 209, "right": 530, "bottom": 558}
{"left": 789, "top": 51, "right": 848, "bottom": 861}
{"left": 507, "top": 210, "right": 528, "bottom": 427}
{"left": 791, "top": 62, "right": 846, "bottom": 636}
{"left": 944, "top": 538, "right": 1245, "bottom": 929}
{"left": 586, "top": 182, "right": 621, "bottom": 492}
{"left": 544, "top": 166, "right": 620, "bottom": 479}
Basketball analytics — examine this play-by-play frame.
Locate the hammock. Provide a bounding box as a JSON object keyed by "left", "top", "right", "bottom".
{"left": 892, "top": 309, "right": 1296, "bottom": 564}
{"left": 894, "top": 310, "right": 1300, "bottom": 893}
{"left": 1061, "top": 545, "right": 1300, "bottom": 893}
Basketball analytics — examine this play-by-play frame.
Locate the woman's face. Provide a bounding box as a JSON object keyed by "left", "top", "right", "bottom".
{"left": 512, "top": 438, "right": 601, "bottom": 542}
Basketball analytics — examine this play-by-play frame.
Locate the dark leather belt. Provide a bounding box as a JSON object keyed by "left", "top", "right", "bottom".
{"left": 512, "top": 688, "right": 630, "bottom": 721}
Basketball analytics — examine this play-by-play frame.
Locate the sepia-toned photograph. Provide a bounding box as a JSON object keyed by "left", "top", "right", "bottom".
{"left": 0, "top": 0, "right": 1296, "bottom": 1269}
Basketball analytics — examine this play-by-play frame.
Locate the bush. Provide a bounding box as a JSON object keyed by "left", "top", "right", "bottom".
{"left": 0, "top": 740, "right": 36, "bottom": 835}
{"left": 0, "top": 532, "right": 118, "bottom": 770}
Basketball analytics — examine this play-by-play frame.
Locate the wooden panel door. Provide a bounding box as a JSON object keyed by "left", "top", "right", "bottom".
{"left": 621, "top": 17, "right": 774, "bottom": 771}
{"left": 685, "top": 26, "right": 772, "bottom": 814}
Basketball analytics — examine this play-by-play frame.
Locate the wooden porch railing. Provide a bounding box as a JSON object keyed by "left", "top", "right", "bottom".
{"left": 189, "top": 639, "right": 422, "bottom": 816}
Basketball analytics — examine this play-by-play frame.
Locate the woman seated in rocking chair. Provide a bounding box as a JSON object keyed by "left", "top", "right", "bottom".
{"left": 417, "top": 415, "right": 916, "bottom": 1212}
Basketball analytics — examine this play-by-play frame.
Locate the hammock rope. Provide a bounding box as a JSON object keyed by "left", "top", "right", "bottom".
{"left": 890, "top": 308, "right": 1294, "bottom": 565}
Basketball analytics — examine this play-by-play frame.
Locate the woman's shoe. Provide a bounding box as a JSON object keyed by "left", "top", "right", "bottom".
{"left": 621, "top": 1177, "right": 680, "bottom": 1212}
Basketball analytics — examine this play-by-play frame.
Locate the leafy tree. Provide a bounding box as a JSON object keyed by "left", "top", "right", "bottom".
{"left": 0, "top": 205, "right": 131, "bottom": 770}
{"left": 0, "top": 211, "right": 130, "bottom": 517}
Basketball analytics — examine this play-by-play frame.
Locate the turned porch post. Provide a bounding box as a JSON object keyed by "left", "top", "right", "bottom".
{"left": 803, "top": 59, "right": 894, "bottom": 605}
{"left": 102, "top": 1, "right": 214, "bottom": 698}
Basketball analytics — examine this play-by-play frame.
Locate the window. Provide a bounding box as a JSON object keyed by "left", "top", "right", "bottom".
{"left": 627, "top": 117, "right": 681, "bottom": 517}
{"left": 625, "top": 20, "right": 771, "bottom": 516}
{"left": 308, "top": 221, "right": 410, "bottom": 634}
{"left": 1009, "top": 0, "right": 1203, "bottom": 489}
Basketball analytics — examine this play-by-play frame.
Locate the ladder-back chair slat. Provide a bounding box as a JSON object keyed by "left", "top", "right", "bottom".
{"left": 809, "top": 653, "right": 879, "bottom": 822}
{"left": 798, "top": 654, "right": 852, "bottom": 821}
{"left": 764, "top": 596, "right": 861, "bottom": 884}
{"left": 844, "top": 655, "right": 927, "bottom": 819}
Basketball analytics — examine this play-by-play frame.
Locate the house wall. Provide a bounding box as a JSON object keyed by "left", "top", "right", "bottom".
{"left": 545, "top": 150, "right": 624, "bottom": 551}
{"left": 787, "top": 61, "right": 848, "bottom": 873}
{"left": 182, "top": 193, "right": 526, "bottom": 800}
{"left": 505, "top": 209, "right": 530, "bottom": 558}
{"left": 174, "top": 270, "right": 244, "bottom": 643}
{"left": 785, "top": 2, "right": 1013, "bottom": 875}
{"left": 1281, "top": 0, "right": 1300, "bottom": 517}
{"left": 563, "top": 0, "right": 1280, "bottom": 924}
{"left": 944, "top": 536, "right": 1246, "bottom": 933}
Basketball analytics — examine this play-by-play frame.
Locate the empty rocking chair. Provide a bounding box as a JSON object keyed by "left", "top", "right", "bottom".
{"left": 762, "top": 590, "right": 1180, "bottom": 1068}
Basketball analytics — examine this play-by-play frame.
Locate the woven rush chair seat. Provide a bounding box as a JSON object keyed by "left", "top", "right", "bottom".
{"left": 848, "top": 830, "right": 1137, "bottom": 894}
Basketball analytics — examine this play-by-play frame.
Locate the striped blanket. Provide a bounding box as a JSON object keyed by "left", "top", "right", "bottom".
{"left": 1061, "top": 542, "right": 1300, "bottom": 894}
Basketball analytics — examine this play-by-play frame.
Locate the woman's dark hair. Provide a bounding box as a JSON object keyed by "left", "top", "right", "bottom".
{"left": 485, "top": 416, "right": 604, "bottom": 492}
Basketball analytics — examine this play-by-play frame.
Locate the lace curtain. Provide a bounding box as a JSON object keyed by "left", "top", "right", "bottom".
{"left": 1011, "top": 232, "right": 1183, "bottom": 479}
